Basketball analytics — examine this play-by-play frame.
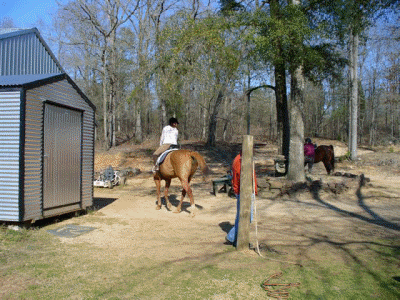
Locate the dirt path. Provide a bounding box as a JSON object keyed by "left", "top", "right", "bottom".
{"left": 56, "top": 140, "right": 400, "bottom": 266}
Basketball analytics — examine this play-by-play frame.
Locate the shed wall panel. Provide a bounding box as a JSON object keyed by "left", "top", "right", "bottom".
{"left": 23, "top": 79, "right": 94, "bottom": 221}
{"left": 43, "top": 104, "right": 82, "bottom": 209}
{"left": 0, "top": 91, "right": 21, "bottom": 221}
{"left": 23, "top": 91, "right": 43, "bottom": 221}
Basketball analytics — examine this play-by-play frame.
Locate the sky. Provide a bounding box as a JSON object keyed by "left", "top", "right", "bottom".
{"left": 0, "top": 0, "right": 60, "bottom": 28}
{"left": 2, "top": 0, "right": 398, "bottom": 30}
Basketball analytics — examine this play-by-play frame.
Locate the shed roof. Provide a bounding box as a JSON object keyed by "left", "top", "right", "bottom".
{"left": 0, "top": 28, "right": 31, "bottom": 37}
{"left": 0, "top": 73, "right": 96, "bottom": 111}
{"left": 0, "top": 28, "right": 25, "bottom": 35}
{"left": 0, "top": 28, "right": 95, "bottom": 111}
{"left": 0, "top": 73, "right": 64, "bottom": 86}
{"left": 0, "top": 27, "right": 64, "bottom": 76}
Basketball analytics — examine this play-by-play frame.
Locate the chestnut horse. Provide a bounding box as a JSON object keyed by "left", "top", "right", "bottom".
{"left": 153, "top": 149, "right": 208, "bottom": 217}
{"left": 314, "top": 145, "right": 335, "bottom": 174}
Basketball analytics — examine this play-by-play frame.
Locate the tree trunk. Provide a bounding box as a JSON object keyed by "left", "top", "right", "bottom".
{"left": 110, "top": 93, "right": 116, "bottom": 147}
{"left": 287, "top": 66, "right": 305, "bottom": 182}
{"left": 274, "top": 62, "right": 290, "bottom": 159}
{"left": 206, "top": 90, "right": 224, "bottom": 147}
{"left": 246, "top": 73, "right": 251, "bottom": 135}
{"left": 109, "top": 21, "right": 118, "bottom": 148}
{"left": 270, "top": 0, "right": 290, "bottom": 160}
{"left": 369, "top": 109, "right": 376, "bottom": 146}
{"left": 135, "top": 108, "right": 142, "bottom": 142}
{"left": 184, "top": 100, "right": 189, "bottom": 140}
{"left": 286, "top": 0, "right": 305, "bottom": 182}
{"left": 102, "top": 50, "right": 109, "bottom": 150}
{"left": 223, "top": 96, "right": 229, "bottom": 141}
{"left": 349, "top": 30, "right": 359, "bottom": 160}
{"left": 269, "top": 96, "right": 274, "bottom": 140}
{"left": 202, "top": 107, "right": 207, "bottom": 140}
{"left": 161, "top": 100, "right": 167, "bottom": 128}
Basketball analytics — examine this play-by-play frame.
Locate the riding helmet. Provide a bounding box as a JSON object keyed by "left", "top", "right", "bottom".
{"left": 169, "top": 117, "right": 179, "bottom": 125}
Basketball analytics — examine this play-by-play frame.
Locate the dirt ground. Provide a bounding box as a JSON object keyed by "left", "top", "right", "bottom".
{"left": 55, "top": 138, "right": 400, "bottom": 268}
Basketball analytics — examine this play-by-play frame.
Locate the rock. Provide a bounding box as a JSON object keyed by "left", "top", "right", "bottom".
{"left": 269, "top": 180, "right": 285, "bottom": 190}
{"left": 257, "top": 178, "right": 271, "bottom": 189}
{"left": 8, "top": 225, "right": 20, "bottom": 231}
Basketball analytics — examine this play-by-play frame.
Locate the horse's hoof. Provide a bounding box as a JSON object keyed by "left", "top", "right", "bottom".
{"left": 167, "top": 203, "right": 172, "bottom": 210}
{"left": 189, "top": 205, "right": 196, "bottom": 217}
{"left": 173, "top": 210, "right": 180, "bottom": 214}
{"left": 156, "top": 205, "right": 161, "bottom": 210}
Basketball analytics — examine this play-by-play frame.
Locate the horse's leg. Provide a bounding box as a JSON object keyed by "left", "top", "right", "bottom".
{"left": 185, "top": 176, "right": 197, "bottom": 217}
{"left": 176, "top": 177, "right": 196, "bottom": 216}
{"left": 330, "top": 155, "right": 335, "bottom": 173}
{"left": 175, "top": 188, "right": 186, "bottom": 214}
{"left": 322, "top": 158, "right": 332, "bottom": 175}
{"left": 154, "top": 177, "right": 162, "bottom": 210}
{"left": 188, "top": 178, "right": 197, "bottom": 217}
{"left": 164, "top": 179, "right": 172, "bottom": 210}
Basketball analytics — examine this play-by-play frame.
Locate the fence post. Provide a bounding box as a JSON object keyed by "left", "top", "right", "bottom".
{"left": 236, "top": 135, "right": 253, "bottom": 251}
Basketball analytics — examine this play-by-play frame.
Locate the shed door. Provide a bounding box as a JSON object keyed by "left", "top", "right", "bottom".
{"left": 43, "top": 104, "right": 82, "bottom": 210}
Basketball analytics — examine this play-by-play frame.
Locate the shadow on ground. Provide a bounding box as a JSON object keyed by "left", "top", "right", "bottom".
{"left": 154, "top": 194, "right": 204, "bottom": 214}
{"left": 92, "top": 197, "right": 118, "bottom": 210}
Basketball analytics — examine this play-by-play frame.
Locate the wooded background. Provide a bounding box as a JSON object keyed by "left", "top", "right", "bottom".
{"left": 2, "top": 0, "right": 399, "bottom": 155}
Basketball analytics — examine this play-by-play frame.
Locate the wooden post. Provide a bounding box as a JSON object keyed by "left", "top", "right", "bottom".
{"left": 236, "top": 135, "right": 253, "bottom": 251}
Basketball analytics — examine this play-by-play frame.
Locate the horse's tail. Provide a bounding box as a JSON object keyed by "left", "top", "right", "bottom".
{"left": 329, "top": 145, "right": 335, "bottom": 171}
{"left": 190, "top": 151, "right": 209, "bottom": 180}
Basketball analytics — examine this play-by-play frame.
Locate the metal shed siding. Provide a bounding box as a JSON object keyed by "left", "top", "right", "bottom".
{"left": 22, "top": 90, "right": 43, "bottom": 220}
{"left": 0, "top": 91, "right": 21, "bottom": 221}
{"left": 0, "top": 32, "right": 62, "bottom": 76}
{"left": 23, "top": 79, "right": 94, "bottom": 220}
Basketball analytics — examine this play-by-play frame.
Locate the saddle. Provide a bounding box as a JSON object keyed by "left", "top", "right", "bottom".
{"left": 156, "top": 148, "right": 179, "bottom": 166}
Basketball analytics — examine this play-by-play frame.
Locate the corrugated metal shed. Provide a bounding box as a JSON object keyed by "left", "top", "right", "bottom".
{"left": 0, "top": 28, "right": 95, "bottom": 223}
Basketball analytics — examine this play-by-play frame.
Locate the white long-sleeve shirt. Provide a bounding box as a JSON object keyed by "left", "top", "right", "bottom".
{"left": 159, "top": 125, "right": 178, "bottom": 145}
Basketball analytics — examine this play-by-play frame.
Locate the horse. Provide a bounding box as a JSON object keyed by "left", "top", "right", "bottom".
{"left": 153, "top": 149, "right": 208, "bottom": 217}
{"left": 314, "top": 145, "right": 335, "bottom": 174}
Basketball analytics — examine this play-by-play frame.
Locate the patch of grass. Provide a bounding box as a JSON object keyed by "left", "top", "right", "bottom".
{"left": 338, "top": 151, "right": 351, "bottom": 162}
{"left": 0, "top": 225, "right": 32, "bottom": 244}
{"left": 288, "top": 260, "right": 399, "bottom": 299}
{"left": 70, "top": 248, "right": 400, "bottom": 300}
{"left": 1, "top": 224, "right": 399, "bottom": 300}
{"left": 85, "top": 206, "right": 98, "bottom": 215}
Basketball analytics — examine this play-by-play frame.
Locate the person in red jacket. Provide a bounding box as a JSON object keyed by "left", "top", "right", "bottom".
{"left": 231, "top": 153, "right": 242, "bottom": 196}
{"left": 304, "top": 138, "right": 315, "bottom": 173}
{"left": 226, "top": 151, "right": 257, "bottom": 245}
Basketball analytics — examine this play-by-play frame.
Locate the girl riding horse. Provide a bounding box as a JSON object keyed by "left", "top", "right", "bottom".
{"left": 153, "top": 149, "right": 208, "bottom": 217}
